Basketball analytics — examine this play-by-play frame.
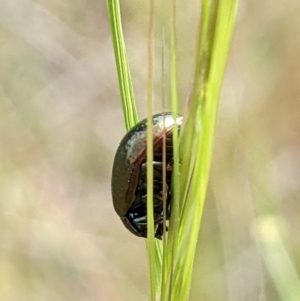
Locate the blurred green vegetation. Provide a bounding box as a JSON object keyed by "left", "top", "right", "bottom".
{"left": 1, "top": 0, "right": 300, "bottom": 300}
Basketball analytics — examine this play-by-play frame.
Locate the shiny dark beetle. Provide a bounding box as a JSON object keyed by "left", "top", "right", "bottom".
{"left": 111, "top": 113, "right": 183, "bottom": 239}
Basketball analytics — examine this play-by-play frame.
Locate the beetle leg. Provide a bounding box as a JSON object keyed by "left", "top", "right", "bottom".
{"left": 121, "top": 217, "right": 145, "bottom": 237}
{"left": 132, "top": 215, "right": 147, "bottom": 224}
{"left": 154, "top": 223, "right": 164, "bottom": 240}
{"left": 154, "top": 223, "right": 161, "bottom": 238}
{"left": 138, "top": 180, "right": 168, "bottom": 196}
{"left": 127, "top": 206, "right": 169, "bottom": 239}
{"left": 140, "top": 189, "right": 168, "bottom": 206}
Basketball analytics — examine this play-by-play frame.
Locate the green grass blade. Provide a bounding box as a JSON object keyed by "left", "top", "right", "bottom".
{"left": 249, "top": 144, "right": 300, "bottom": 301}
{"left": 106, "top": 0, "right": 138, "bottom": 129}
{"left": 161, "top": 1, "right": 238, "bottom": 300}
{"left": 254, "top": 216, "right": 300, "bottom": 301}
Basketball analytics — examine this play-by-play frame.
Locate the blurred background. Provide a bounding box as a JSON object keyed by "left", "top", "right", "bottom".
{"left": 1, "top": 0, "right": 300, "bottom": 300}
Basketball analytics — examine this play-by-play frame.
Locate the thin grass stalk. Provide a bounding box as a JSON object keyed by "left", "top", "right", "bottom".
{"left": 160, "top": 29, "right": 168, "bottom": 300}
{"left": 163, "top": 0, "right": 180, "bottom": 297}
{"left": 146, "top": 0, "right": 161, "bottom": 300}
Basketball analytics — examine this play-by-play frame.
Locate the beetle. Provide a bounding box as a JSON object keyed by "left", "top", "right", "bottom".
{"left": 111, "top": 112, "right": 183, "bottom": 239}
